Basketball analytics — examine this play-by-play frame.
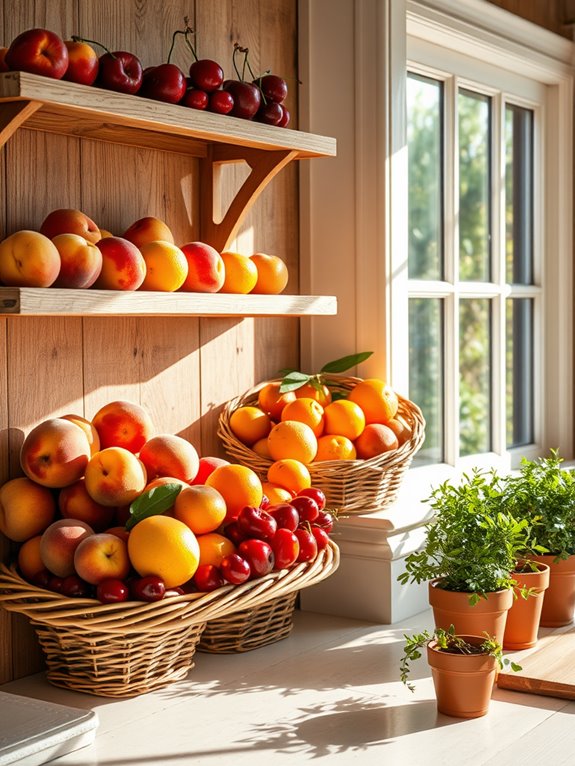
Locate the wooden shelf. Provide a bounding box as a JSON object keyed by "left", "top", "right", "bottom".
{"left": 0, "top": 287, "right": 337, "bottom": 317}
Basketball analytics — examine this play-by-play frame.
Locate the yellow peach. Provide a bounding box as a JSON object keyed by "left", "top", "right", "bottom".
{"left": 0, "top": 477, "right": 56, "bottom": 542}
{"left": 122, "top": 216, "right": 175, "bottom": 248}
{"left": 40, "top": 518, "right": 94, "bottom": 578}
{"left": 51, "top": 233, "right": 103, "bottom": 288}
{"left": 139, "top": 434, "right": 200, "bottom": 484}
{"left": 61, "top": 413, "right": 101, "bottom": 456}
{"left": 58, "top": 479, "right": 116, "bottom": 531}
{"left": 73, "top": 532, "right": 131, "bottom": 585}
{"left": 40, "top": 208, "right": 101, "bottom": 244}
{"left": 84, "top": 446, "right": 147, "bottom": 507}
{"left": 0, "top": 230, "right": 61, "bottom": 287}
{"left": 20, "top": 418, "right": 92, "bottom": 489}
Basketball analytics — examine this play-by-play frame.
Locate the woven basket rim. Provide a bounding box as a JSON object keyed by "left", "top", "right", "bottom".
{"left": 218, "top": 374, "right": 426, "bottom": 477}
{"left": 0, "top": 540, "right": 339, "bottom": 634}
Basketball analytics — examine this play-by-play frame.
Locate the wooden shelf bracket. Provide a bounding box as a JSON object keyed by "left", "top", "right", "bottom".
{"left": 0, "top": 100, "right": 41, "bottom": 149}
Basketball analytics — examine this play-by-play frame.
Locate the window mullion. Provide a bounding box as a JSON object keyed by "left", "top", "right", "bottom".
{"left": 492, "top": 91, "right": 506, "bottom": 457}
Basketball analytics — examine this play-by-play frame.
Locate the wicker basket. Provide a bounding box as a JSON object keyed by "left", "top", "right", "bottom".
{"left": 218, "top": 374, "right": 426, "bottom": 515}
{"left": 0, "top": 540, "right": 339, "bottom": 696}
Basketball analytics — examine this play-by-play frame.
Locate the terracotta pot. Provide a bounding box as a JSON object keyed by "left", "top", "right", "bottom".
{"left": 532, "top": 554, "right": 575, "bottom": 627}
{"left": 503, "top": 561, "right": 550, "bottom": 650}
{"left": 427, "top": 635, "right": 497, "bottom": 718}
{"left": 428, "top": 580, "right": 513, "bottom": 645}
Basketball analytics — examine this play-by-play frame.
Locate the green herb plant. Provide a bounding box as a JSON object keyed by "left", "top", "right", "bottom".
{"left": 397, "top": 468, "right": 538, "bottom": 603}
{"left": 400, "top": 624, "right": 521, "bottom": 692}
{"left": 501, "top": 450, "right": 575, "bottom": 562}
{"left": 279, "top": 351, "right": 373, "bottom": 396}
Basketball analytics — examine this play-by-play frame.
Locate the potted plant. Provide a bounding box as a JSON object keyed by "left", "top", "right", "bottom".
{"left": 398, "top": 468, "right": 535, "bottom": 643}
{"left": 400, "top": 625, "right": 521, "bottom": 718}
{"left": 501, "top": 451, "right": 575, "bottom": 628}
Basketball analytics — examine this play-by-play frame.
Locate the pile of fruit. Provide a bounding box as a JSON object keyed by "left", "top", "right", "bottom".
{"left": 0, "top": 401, "right": 335, "bottom": 604}
{"left": 228, "top": 361, "right": 412, "bottom": 464}
{"left": 0, "top": 24, "right": 290, "bottom": 126}
{"left": 0, "top": 209, "right": 288, "bottom": 294}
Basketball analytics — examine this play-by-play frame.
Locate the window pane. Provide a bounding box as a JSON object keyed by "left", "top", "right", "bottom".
{"left": 409, "top": 298, "right": 444, "bottom": 464}
{"left": 459, "top": 90, "right": 491, "bottom": 282}
{"left": 407, "top": 74, "right": 443, "bottom": 280}
{"left": 505, "top": 105, "right": 534, "bottom": 284}
{"left": 506, "top": 298, "right": 534, "bottom": 446}
{"left": 459, "top": 298, "right": 491, "bottom": 455}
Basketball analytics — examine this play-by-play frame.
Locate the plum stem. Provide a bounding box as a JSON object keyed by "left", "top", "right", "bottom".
{"left": 71, "top": 35, "right": 114, "bottom": 58}
{"left": 182, "top": 17, "right": 199, "bottom": 62}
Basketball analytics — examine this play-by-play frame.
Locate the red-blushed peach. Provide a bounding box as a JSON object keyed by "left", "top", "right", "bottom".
{"left": 58, "top": 479, "right": 116, "bottom": 531}
{"left": 51, "top": 233, "right": 103, "bottom": 288}
{"left": 0, "top": 230, "right": 61, "bottom": 287}
{"left": 84, "top": 446, "right": 147, "bottom": 507}
{"left": 138, "top": 240, "right": 188, "bottom": 291}
{"left": 73, "top": 532, "right": 130, "bottom": 585}
{"left": 0, "top": 476, "right": 56, "bottom": 542}
{"left": 61, "top": 414, "right": 101, "bottom": 456}
{"left": 20, "top": 418, "right": 92, "bottom": 489}
{"left": 93, "top": 236, "right": 146, "bottom": 290}
{"left": 40, "top": 208, "right": 101, "bottom": 244}
{"left": 139, "top": 434, "right": 200, "bottom": 483}
{"left": 190, "top": 456, "right": 230, "bottom": 485}
{"left": 122, "top": 216, "right": 175, "bottom": 248}
{"left": 17, "top": 535, "right": 46, "bottom": 581}
{"left": 104, "top": 525, "right": 130, "bottom": 543}
{"left": 179, "top": 242, "right": 225, "bottom": 293}
{"left": 145, "top": 476, "right": 189, "bottom": 492}
{"left": 40, "top": 518, "right": 94, "bottom": 578}
{"left": 91, "top": 400, "right": 154, "bottom": 453}
{"left": 98, "top": 229, "right": 114, "bottom": 239}
{"left": 354, "top": 423, "right": 399, "bottom": 459}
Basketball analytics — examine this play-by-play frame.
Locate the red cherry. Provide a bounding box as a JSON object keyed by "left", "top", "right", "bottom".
{"left": 297, "top": 487, "right": 326, "bottom": 511}
{"left": 223, "top": 80, "right": 261, "bottom": 119}
{"left": 61, "top": 574, "right": 90, "bottom": 598}
{"left": 311, "top": 526, "right": 330, "bottom": 551}
{"left": 315, "top": 510, "right": 335, "bottom": 534}
{"left": 238, "top": 539, "right": 274, "bottom": 578}
{"left": 208, "top": 89, "right": 234, "bottom": 115}
{"left": 181, "top": 87, "right": 209, "bottom": 110}
{"left": 295, "top": 527, "right": 318, "bottom": 562}
{"left": 140, "top": 63, "right": 187, "bottom": 104}
{"left": 277, "top": 104, "right": 290, "bottom": 128}
{"left": 131, "top": 575, "right": 166, "bottom": 602}
{"left": 97, "top": 578, "right": 130, "bottom": 604}
{"left": 237, "top": 505, "right": 277, "bottom": 541}
{"left": 97, "top": 50, "right": 143, "bottom": 95}
{"left": 221, "top": 553, "right": 251, "bottom": 584}
{"left": 256, "top": 101, "right": 283, "bottom": 126}
{"left": 290, "top": 495, "right": 319, "bottom": 523}
{"left": 260, "top": 493, "right": 271, "bottom": 510}
{"left": 189, "top": 59, "right": 224, "bottom": 92}
{"left": 271, "top": 528, "right": 300, "bottom": 570}
{"left": 268, "top": 502, "right": 299, "bottom": 532}
{"left": 48, "top": 575, "right": 65, "bottom": 593}
{"left": 193, "top": 564, "right": 224, "bottom": 592}
{"left": 256, "top": 73, "right": 288, "bottom": 104}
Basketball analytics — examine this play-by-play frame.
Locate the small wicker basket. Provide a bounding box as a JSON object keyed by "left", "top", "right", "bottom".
{"left": 0, "top": 541, "right": 339, "bottom": 696}
{"left": 218, "top": 374, "right": 425, "bottom": 515}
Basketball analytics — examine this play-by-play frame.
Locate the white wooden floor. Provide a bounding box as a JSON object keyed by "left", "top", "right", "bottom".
{"left": 2, "top": 607, "right": 574, "bottom": 766}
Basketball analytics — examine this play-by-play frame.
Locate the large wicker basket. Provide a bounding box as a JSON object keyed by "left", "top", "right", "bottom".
{"left": 0, "top": 540, "right": 339, "bottom": 697}
{"left": 218, "top": 374, "right": 425, "bottom": 515}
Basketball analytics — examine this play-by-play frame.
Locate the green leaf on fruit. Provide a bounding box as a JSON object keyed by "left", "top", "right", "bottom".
{"left": 320, "top": 351, "right": 373, "bottom": 374}
{"left": 279, "top": 371, "right": 311, "bottom": 393}
{"left": 125, "top": 483, "right": 183, "bottom": 531}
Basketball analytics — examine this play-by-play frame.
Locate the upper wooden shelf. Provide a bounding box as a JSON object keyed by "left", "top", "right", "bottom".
{"left": 0, "top": 71, "right": 336, "bottom": 159}
{"left": 0, "top": 287, "right": 337, "bottom": 318}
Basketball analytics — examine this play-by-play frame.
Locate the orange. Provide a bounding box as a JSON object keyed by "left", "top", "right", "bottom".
{"left": 127, "top": 515, "right": 200, "bottom": 588}
{"left": 196, "top": 532, "right": 236, "bottom": 567}
{"left": 257, "top": 381, "right": 296, "bottom": 420}
{"left": 280, "top": 397, "right": 325, "bottom": 437}
{"left": 138, "top": 241, "right": 189, "bottom": 291}
{"left": 174, "top": 485, "right": 228, "bottom": 535}
{"left": 262, "top": 481, "right": 294, "bottom": 504}
{"left": 315, "top": 434, "right": 357, "bottom": 461}
{"left": 267, "top": 458, "right": 311, "bottom": 494}
{"left": 348, "top": 378, "right": 399, "bottom": 424}
{"left": 252, "top": 436, "right": 272, "bottom": 459}
{"left": 354, "top": 423, "right": 399, "bottom": 459}
{"left": 250, "top": 253, "right": 289, "bottom": 294}
{"left": 323, "top": 399, "right": 366, "bottom": 440}
{"left": 229, "top": 405, "right": 272, "bottom": 446}
{"left": 205, "top": 463, "right": 263, "bottom": 520}
{"left": 267, "top": 420, "right": 318, "bottom": 464}
{"left": 295, "top": 381, "right": 332, "bottom": 407}
{"left": 220, "top": 251, "right": 259, "bottom": 294}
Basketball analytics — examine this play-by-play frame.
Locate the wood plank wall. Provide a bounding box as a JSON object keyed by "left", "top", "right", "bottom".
{"left": 487, "top": 0, "right": 573, "bottom": 38}
{"left": 0, "top": 0, "right": 299, "bottom": 683}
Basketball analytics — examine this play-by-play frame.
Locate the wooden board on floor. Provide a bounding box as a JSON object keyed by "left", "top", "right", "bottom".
{"left": 498, "top": 626, "right": 575, "bottom": 699}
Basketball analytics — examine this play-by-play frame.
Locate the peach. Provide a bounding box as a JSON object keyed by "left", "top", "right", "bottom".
{"left": 74, "top": 532, "right": 130, "bottom": 585}
{"left": 139, "top": 434, "right": 200, "bottom": 484}
{"left": 40, "top": 518, "right": 94, "bottom": 578}
{"left": 20, "top": 418, "right": 92, "bottom": 489}
{"left": 51, "top": 233, "right": 103, "bottom": 288}
{"left": 104, "top": 526, "right": 130, "bottom": 543}
{"left": 179, "top": 242, "right": 225, "bottom": 293}
{"left": 91, "top": 400, "right": 154, "bottom": 453}
{"left": 387, "top": 417, "right": 413, "bottom": 446}
{"left": 0, "top": 477, "right": 56, "bottom": 542}
{"left": 190, "top": 456, "right": 230, "bottom": 485}
{"left": 0, "top": 230, "right": 61, "bottom": 287}
{"left": 61, "top": 414, "right": 101, "bottom": 456}
{"left": 58, "top": 479, "right": 116, "bottom": 531}
{"left": 145, "top": 476, "right": 189, "bottom": 492}
{"left": 122, "top": 216, "right": 175, "bottom": 248}
{"left": 354, "top": 423, "right": 399, "bottom": 459}
{"left": 17, "top": 535, "right": 46, "bottom": 581}
{"left": 84, "top": 446, "right": 147, "bottom": 507}
{"left": 93, "top": 236, "right": 146, "bottom": 290}
{"left": 98, "top": 229, "right": 114, "bottom": 239}
{"left": 40, "top": 208, "right": 101, "bottom": 244}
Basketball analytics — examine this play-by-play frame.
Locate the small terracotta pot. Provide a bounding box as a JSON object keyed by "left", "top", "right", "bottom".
{"left": 503, "top": 561, "right": 550, "bottom": 650}
{"left": 532, "top": 554, "right": 575, "bottom": 627}
{"left": 428, "top": 580, "right": 513, "bottom": 645}
{"left": 427, "top": 635, "right": 497, "bottom": 718}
